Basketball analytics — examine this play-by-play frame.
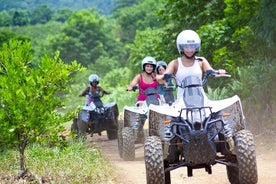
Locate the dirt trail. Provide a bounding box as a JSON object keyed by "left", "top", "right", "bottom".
{"left": 89, "top": 133, "right": 276, "bottom": 184}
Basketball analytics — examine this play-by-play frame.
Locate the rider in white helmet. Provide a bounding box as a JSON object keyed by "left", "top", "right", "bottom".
{"left": 127, "top": 56, "right": 160, "bottom": 105}
{"left": 79, "top": 74, "right": 106, "bottom": 105}
{"left": 156, "top": 30, "right": 227, "bottom": 100}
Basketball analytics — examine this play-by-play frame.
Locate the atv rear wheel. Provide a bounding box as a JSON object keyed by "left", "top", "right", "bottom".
{"left": 122, "top": 127, "right": 135, "bottom": 161}
{"left": 136, "top": 126, "right": 145, "bottom": 144}
{"left": 107, "top": 129, "right": 117, "bottom": 140}
{"left": 144, "top": 136, "right": 166, "bottom": 184}
{"left": 226, "top": 129, "right": 258, "bottom": 184}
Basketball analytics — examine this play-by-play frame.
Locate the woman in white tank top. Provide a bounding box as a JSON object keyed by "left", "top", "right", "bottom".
{"left": 156, "top": 30, "right": 227, "bottom": 100}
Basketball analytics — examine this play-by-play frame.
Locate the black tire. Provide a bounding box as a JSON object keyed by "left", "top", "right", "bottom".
{"left": 71, "top": 118, "right": 78, "bottom": 133}
{"left": 77, "top": 119, "right": 88, "bottom": 139}
{"left": 226, "top": 165, "right": 239, "bottom": 184}
{"left": 107, "top": 129, "right": 117, "bottom": 140}
{"left": 226, "top": 129, "right": 258, "bottom": 184}
{"left": 144, "top": 136, "right": 166, "bottom": 184}
{"left": 122, "top": 127, "right": 135, "bottom": 161}
{"left": 117, "top": 120, "right": 124, "bottom": 158}
{"left": 137, "top": 126, "right": 145, "bottom": 144}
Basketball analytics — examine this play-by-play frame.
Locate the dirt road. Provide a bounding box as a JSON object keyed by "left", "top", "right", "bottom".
{"left": 90, "top": 133, "right": 276, "bottom": 184}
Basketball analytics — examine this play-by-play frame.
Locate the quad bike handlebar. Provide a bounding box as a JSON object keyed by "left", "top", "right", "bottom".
{"left": 103, "top": 90, "right": 111, "bottom": 95}
{"left": 126, "top": 86, "right": 138, "bottom": 92}
{"left": 202, "top": 70, "right": 231, "bottom": 86}
{"left": 163, "top": 70, "right": 231, "bottom": 88}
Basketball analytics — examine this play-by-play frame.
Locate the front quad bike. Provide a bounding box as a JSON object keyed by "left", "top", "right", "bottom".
{"left": 144, "top": 70, "right": 258, "bottom": 184}
{"left": 71, "top": 92, "right": 118, "bottom": 140}
{"left": 117, "top": 87, "right": 161, "bottom": 161}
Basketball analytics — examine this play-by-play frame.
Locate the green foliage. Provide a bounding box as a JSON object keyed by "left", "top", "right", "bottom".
{"left": 0, "top": 142, "right": 116, "bottom": 183}
{"left": 230, "top": 58, "right": 276, "bottom": 112}
{"left": 160, "top": 0, "right": 225, "bottom": 31}
{"left": 50, "top": 9, "right": 125, "bottom": 67}
{"left": 127, "top": 28, "right": 177, "bottom": 75}
{"left": 0, "top": 31, "right": 30, "bottom": 47}
{"left": 224, "top": 0, "right": 260, "bottom": 27}
{"left": 0, "top": 39, "right": 82, "bottom": 173}
{"left": 113, "top": 0, "right": 165, "bottom": 43}
{"left": 251, "top": 0, "right": 276, "bottom": 57}
{"left": 0, "top": 0, "right": 115, "bottom": 15}
{"left": 0, "top": 21, "right": 64, "bottom": 65}
{"left": 101, "top": 67, "right": 137, "bottom": 110}
{"left": 0, "top": 10, "right": 13, "bottom": 26}
{"left": 197, "top": 20, "right": 233, "bottom": 69}
{"left": 52, "top": 8, "right": 73, "bottom": 22}
{"left": 12, "top": 9, "right": 30, "bottom": 26}
{"left": 30, "top": 5, "right": 53, "bottom": 25}
{"left": 205, "top": 86, "right": 230, "bottom": 100}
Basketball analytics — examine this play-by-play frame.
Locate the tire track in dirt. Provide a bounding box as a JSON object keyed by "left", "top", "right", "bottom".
{"left": 89, "top": 132, "right": 276, "bottom": 184}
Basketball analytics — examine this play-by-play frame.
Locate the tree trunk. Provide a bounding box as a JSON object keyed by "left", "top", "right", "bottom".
{"left": 17, "top": 135, "right": 28, "bottom": 178}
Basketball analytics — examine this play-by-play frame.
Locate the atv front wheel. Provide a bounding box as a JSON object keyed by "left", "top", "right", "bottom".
{"left": 77, "top": 119, "right": 88, "bottom": 139}
{"left": 122, "top": 127, "right": 135, "bottom": 161}
{"left": 144, "top": 136, "right": 166, "bottom": 184}
{"left": 226, "top": 129, "right": 258, "bottom": 184}
{"left": 71, "top": 118, "right": 78, "bottom": 133}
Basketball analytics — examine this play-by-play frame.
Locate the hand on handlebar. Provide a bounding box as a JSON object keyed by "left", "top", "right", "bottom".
{"left": 205, "top": 70, "right": 231, "bottom": 78}
{"left": 103, "top": 90, "right": 111, "bottom": 95}
{"left": 163, "top": 73, "right": 174, "bottom": 82}
{"left": 126, "top": 86, "right": 138, "bottom": 92}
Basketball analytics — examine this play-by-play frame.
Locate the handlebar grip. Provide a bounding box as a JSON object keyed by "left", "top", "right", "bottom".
{"left": 126, "top": 86, "right": 138, "bottom": 92}
{"left": 163, "top": 73, "right": 174, "bottom": 82}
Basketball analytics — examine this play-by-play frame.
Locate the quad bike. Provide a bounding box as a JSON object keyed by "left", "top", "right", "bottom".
{"left": 71, "top": 91, "right": 118, "bottom": 140}
{"left": 117, "top": 86, "right": 162, "bottom": 161}
{"left": 144, "top": 70, "right": 258, "bottom": 184}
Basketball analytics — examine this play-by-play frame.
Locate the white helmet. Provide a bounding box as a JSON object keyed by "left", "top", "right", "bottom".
{"left": 176, "top": 30, "right": 201, "bottom": 55}
{"left": 141, "top": 56, "right": 156, "bottom": 71}
{"left": 156, "top": 61, "right": 167, "bottom": 74}
{"left": 88, "top": 74, "right": 99, "bottom": 84}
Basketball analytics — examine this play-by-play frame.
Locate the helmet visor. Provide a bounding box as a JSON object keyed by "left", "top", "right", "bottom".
{"left": 179, "top": 43, "right": 200, "bottom": 52}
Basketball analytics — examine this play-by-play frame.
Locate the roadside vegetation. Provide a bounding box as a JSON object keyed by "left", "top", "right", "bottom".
{"left": 0, "top": 141, "right": 117, "bottom": 183}
{"left": 0, "top": 0, "right": 275, "bottom": 183}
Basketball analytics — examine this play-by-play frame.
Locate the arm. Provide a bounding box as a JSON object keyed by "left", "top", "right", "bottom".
{"left": 127, "top": 74, "right": 140, "bottom": 91}
{"left": 98, "top": 86, "right": 105, "bottom": 95}
{"left": 156, "top": 59, "right": 178, "bottom": 82}
{"left": 79, "top": 87, "right": 90, "bottom": 97}
{"left": 199, "top": 57, "right": 226, "bottom": 74}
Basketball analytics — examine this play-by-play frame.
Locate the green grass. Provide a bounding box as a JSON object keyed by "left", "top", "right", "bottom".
{"left": 0, "top": 141, "right": 117, "bottom": 183}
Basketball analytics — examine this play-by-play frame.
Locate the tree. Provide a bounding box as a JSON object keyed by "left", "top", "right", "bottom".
{"left": 0, "top": 31, "right": 30, "bottom": 47}
{"left": 52, "top": 8, "right": 73, "bottom": 22}
{"left": 251, "top": 0, "right": 276, "bottom": 57}
{"left": 0, "top": 39, "right": 82, "bottom": 177}
{"left": 30, "top": 5, "right": 53, "bottom": 25}
{"left": 50, "top": 8, "right": 124, "bottom": 67}
{"left": 12, "top": 10, "right": 30, "bottom": 26}
{"left": 127, "top": 28, "right": 177, "bottom": 75}
{"left": 0, "top": 10, "right": 13, "bottom": 26}
{"left": 113, "top": 0, "right": 164, "bottom": 43}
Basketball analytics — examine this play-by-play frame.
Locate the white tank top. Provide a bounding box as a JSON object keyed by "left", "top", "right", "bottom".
{"left": 175, "top": 57, "right": 202, "bottom": 100}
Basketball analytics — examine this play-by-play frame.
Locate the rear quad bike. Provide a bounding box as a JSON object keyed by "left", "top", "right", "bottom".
{"left": 71, "top": 91, "right": 118, "bottom": 140}
{"left": 117, "top": 86, "right": 164, "bottom": 161}
{"left": 144, "top": 70, "right": 258, "bottom": 184}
